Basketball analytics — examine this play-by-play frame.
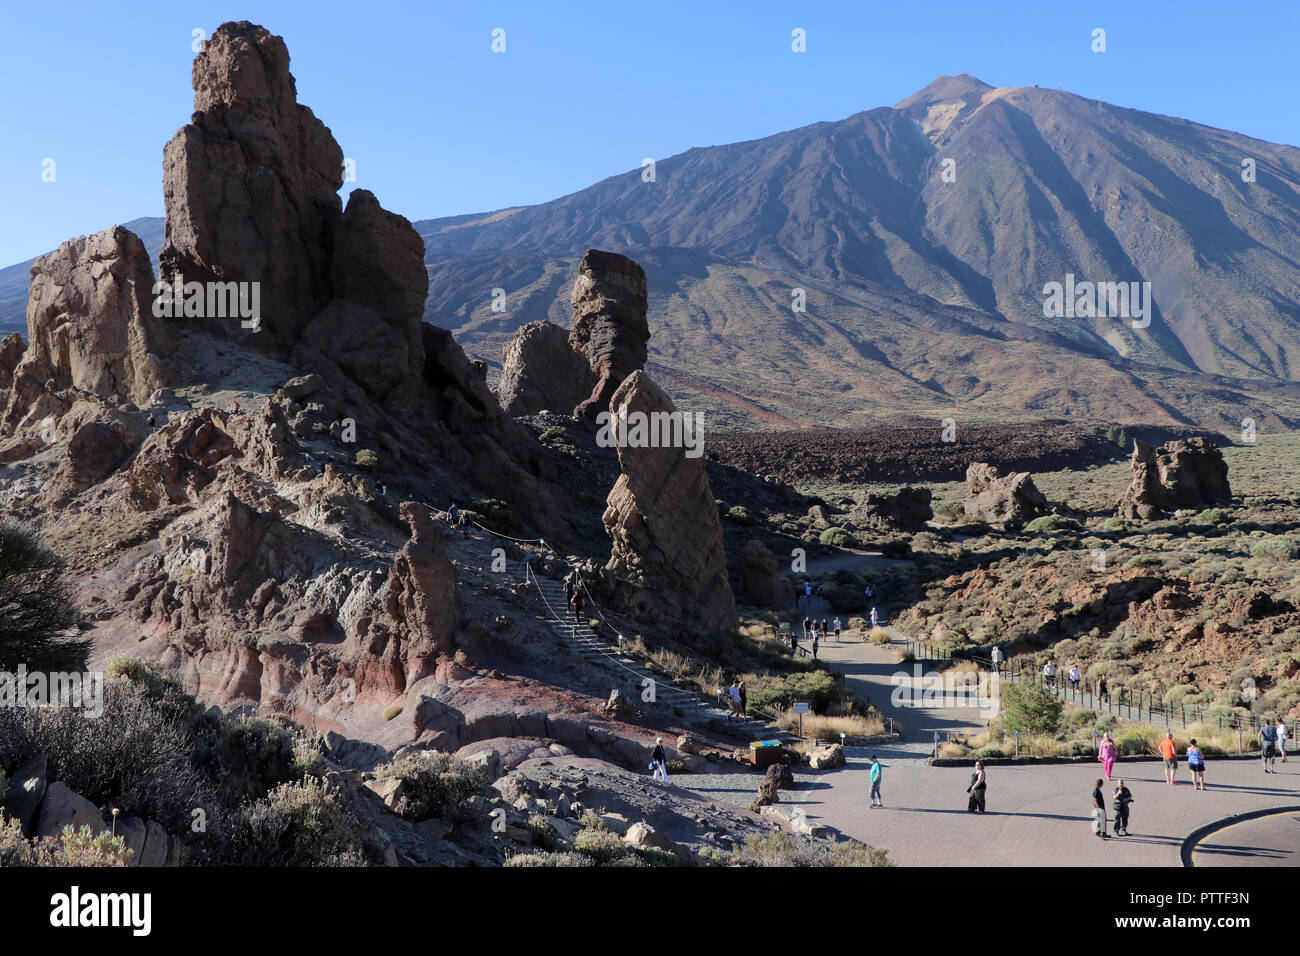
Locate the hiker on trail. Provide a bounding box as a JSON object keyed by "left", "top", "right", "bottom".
{"left": 803, "top": 580, "right": 812, "bottom": 606}
{"left": 1042, "top": 661, "right": 1056, "bottom": 686}
{"left": 990, "top": 646, "right": 1003, "bottom": 673}
{"left": 564, "top": 578, "right": 575, "bottom": 608}
{"left": 1097, "top": 675, "right": 1109, "bottom": 703}
{"left": 1067, "top": 665, "right": 1081, "bottom": 689}
{"left": 448, "top": 502, "right": 459, "bottom": 527}
{"left": 147, "top": 411, "right": 156, "bottom": 428}
{"left": 1187, "top": 740, "right": 1207, "bottom": 790}
{"left": 1112, "top": 779, "right": 1134, "bottom": 835}
{"left": 820, "top": 619, "right": 829, "bottom": 643}
{"left": 864, "top": 584, "right": 874, "bottom": 600}
{"left": 802, "top": 617, "right": 811, "bottom": 642}
{"left": 1098, "top": 732, "right": 1117, "bottom": 781}
{"left": 812, "top": 631, "right": 819, "bottom": 660}
{"left": 1091, "top": 779, "right": 1109, "bottom": 839}
{"left": 870, "top": 606, "right": 879, "bottom": 629}
{"left": 231, "top": 401, "right": 240, "bottom": 415}
{"left": 1159, "top": 732, "right": 1178, "bottom": 784}
{"left": 1260, "top": 719, "right": 1280, "bottom": 773}
{"left": 570, "top": 590, "right": 584, "bottom": 621}
{"left": 869, "top": 756, "right": 883, "bottom": 808}
{"left": 377, "top": 482, "right": 387, "bottom": 497}
{"left": 966, "top": 762, "right": 987, "bottom": 813}
{"left": 738, "top": 681, "right": 748, "bottom": 717}
{"left": 1277, "top": 718, "right": 1289, "bottom": 763}
{"left": 832, "top": 617, "right": 842, "bottom": 642}
{"left": 728, "top": 681, "right": 741, "bottom": 717}
{"left": 650, "top": 737, "right": 669, "bottom": 785}
{"left": 459, "top": 511, "right": 470, "bottom": 538}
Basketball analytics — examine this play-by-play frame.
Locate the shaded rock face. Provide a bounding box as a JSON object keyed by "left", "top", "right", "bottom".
{"left": 728, "top": 539, "right": 793, "bottom": 609}
{"left": 24, "top": 227, "right": 171, "bottom": 406}
{"left": 1115, "top": 437, "right": 1231, "bottom": 519}
{"left": 160, "top": 20, "right": 344, "bottom": 350}
{"left": 848, "top": 486, "right": 933, "bottom": 532}
{"left": 569, "top": 250, "right": 649, "bottom": 421}
{"left": 497, "top": 320, "right": 597, "bottom": 417}
{"left": 602, "top": 371, "right": 736, "bottom": 635}
{"left": 963, "top": 463, "right": 1047, "bottom": 525}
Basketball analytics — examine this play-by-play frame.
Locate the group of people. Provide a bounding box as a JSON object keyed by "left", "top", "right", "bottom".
{"left": 719, "top": 680, "right": 748, "bottom": 717}
{"left": 562, "top": 577, "right": 585, "bottom": 619}
{"left": 446, "top": 502, "right": 471, "bottom": 538}
{"left": 793, "top": 616, "right": 842, "bottom": 659}
{"left": 1041, "top": 660, "right": 1083, "bottom": 689}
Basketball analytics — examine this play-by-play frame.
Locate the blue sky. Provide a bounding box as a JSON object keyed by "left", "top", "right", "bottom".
{"left": 1, "top": 0, "right": 1296, "bottom": 266}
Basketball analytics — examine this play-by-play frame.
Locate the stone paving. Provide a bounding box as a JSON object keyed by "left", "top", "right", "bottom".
{"left": 683, "top": 638, "right": 1300, "bottom": 866}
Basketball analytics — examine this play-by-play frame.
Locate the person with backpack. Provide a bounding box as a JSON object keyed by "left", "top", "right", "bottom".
{"left": 1260, "top": 719, "right": 1280, "bottom": 773}
{"left": 570, "top": 589, "right": 584, "bottom": 622}
{"left": 1091, "top": 779, "right": 1109, "bottom": 839}
{"left": 1098, "top": 732, "right": 1117, "bottom": 781}
{"left": 1187, "top": 740, "right": 1207, "bottom": 790}
{"left": 650, "top": 737, "right": 669, "bottom": 785}
{"left": 869, "top": 756, "right": 883, "bottom": 807}
{"left": 1112, "top": 779, "right": 1134, "bottom": 835}
{"left": 966, "top": 761, "right": 987, "bottom": 812}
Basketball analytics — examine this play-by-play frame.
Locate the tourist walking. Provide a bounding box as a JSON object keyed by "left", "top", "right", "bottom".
{"left": 1097, "top": 675, "right": 1109, "bottom": 703}
{"left": 1277, "top": 718, "right": 1288, "bottom": 763}
{"left": 820, "top": 619, "right": 829, "bottom": 644}
{"left": 803, "top": 580, "right": 812, "bottom": 607}
{"left": 832, "top": 617, "right": 842, "bottom": 642}
{"left": 1112, "top": 779, "right": 1133, "bottom": 835}
{"left": 1043, "top": 661, "right": 1056, "bottom": 687}
{"left": 811, "top": 631, "right": 819, "bottom": 660}
{"left": 1091, "top": 779, "right": 1109, "bottom": 839}
{"left": 1068, "top": 664, "right": 1081, "bottom": 690}
{"left": 564, "top": 578, "right": 575, "bottom": 608}
{"left": 1159, "top": 732, "right": 1178, "bottom": 784}
{"left": 738, "top": 681, "right": 747, "bottom": 717}
{"left": 570, "top": 589, "right": 584, "bottom": 622}
{"left": 870, "top": 606, "right": 879, "bottom": 629}
{"left": 990, "top": 646, "right": 1003, "bottom": 674}
{"left": 650, "top": 738, "right": 669, "bottom": 785}
{"left": 1187, "top": 740, "right": 1206, "bottom": 790}
{"left": 869, "top": 756, "right": 883, "bottom": 807}
{"left": 448, "top": 502, "right": 459, "bottom": 528}
{"left": 966, "top": 761, "right": 987, "bottom": 812}
{"left": 1098, "top": 732, "right": 1117, "bottom": 781}
{"left": 728, "top": 680, "right": 742, "bottom": 717}
{"left": 1260, "top": 719, "right": 1280, "bottom": 773}
{"left": 802, "top": 616, "right": 811, "bottom": 642}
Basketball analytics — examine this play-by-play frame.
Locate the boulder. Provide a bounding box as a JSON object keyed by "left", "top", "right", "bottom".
{"left": 137, "top": 820, "right": 171, "bottom": 867}
{"left": 728, "top": 539, "right": 793, "bottom": 609}
{"left": 807, "top": 744, "right": 846, "bottom": 770}
{"left": 1115, "top": 437, "right": 1231, "bottom": 520}
{"left": 280, "top": 373, "right": 324, "bottom": 400}
{"left": 569, "top": 250, "right": 650, "bottom": 420}
{"left": 0, "top": 754, "right": 48, "bottom": 836}
{"left": 34, "top": 782, "right": 105, "bottom": 839}
{"left": 963, "top": 463, "right": 1047, "bottom": 525}
{"left": 624, "top": 821, "right": 678, "bottom": 855}
{"left": 363, "top": 776, "right": 406, "bottom": 809}
{"left": 765, "top": 763, "right": 795, "bottom": 790}
{"left": 848, "top": 486, "right": 934, "bottom": 531}
{"left": 676, "top": 734, "right": 700, "bottom": 755}
{"left": 602, "top": 688, "right": 636, "bottom": 720}
{"left": 602, "top": 371, "right": 737, "bottom": 636}
{"left": 497, "top": 320, "right": 597, "bottom": 417}
{"left": 0, "top": 333, "right": 25, "bottom": 389}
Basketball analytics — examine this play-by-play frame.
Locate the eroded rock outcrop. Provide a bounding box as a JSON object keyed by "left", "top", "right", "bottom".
{"left": 569, "top": 251, "right": 649, "bottom": 421}
{"left": 23, "top": 226, "right": 171, "bottom": 406}
{"left": 160, "top": 20, "right": 343, "bottom": 349}
{"left": 1115, "top": 437, "right": 1231, "bottom": 519}
{"left": 847, "top": 486, "right": 933, "bottom": 532}
{"left": 728, "top": 539, "right": 793, "bottom": 609}
{"left": 963, "top": 462, "right": 1047, "bottom": 525}
{"left": 602, "top": 371, "right": 736, "bottom": 634}
{"left": 497, "top": 320, "right": 597, "bottom": 417}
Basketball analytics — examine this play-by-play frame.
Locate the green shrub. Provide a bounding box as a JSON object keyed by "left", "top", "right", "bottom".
{"left": 1199, "top": 508, "right": 1231, "bottom": 526}
{"left": 727, "top": 506, "right": 755, "bottom": 525}
{"left": 470, "top": 498, "right": 516, "bottom": 535}
{"left": 1000, "top": 683, "right": 1063, "bottom": 736}
{"left": 505, "top": 850, "right": 590, "bottom": 867}
{"left": 1123, "top": 555, "right": 1162, "bottom": 569}
{"left": 354, "top": 449, "right": 380, "bottom": 472}
{"left": 1251, "top": 536, "right": 1299, "bottom": 562}
{"left": 373, "top": 753, "right": 487, "bottom": 822}
{"left": 231, "top": 777, "right": 378, "bottom": 866}
{"left": 1024, "top": 515, "right": 1081, "bottom": 533}
{"left": 573, "top": 828, "right": 627, "bottom": 865}
{"left": 819, "top": 527, "right": 856, "bottom": 548}
{"left": 525, "top": 814, "right": 560, "bottom": 851}
{"left": 538, "top": 426, "right": 567, "bottom": 443}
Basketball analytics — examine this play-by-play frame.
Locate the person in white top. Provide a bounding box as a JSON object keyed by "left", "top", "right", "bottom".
{"left": 990, "top": 646, "right": 1004, "bottom": 672}
{"left": 1043, "top": 661, "right": 1057, "bottom": 686}
{"left": 1278, "top": 719, "right": 1289, "bottom": 762}
{"left": 869, "top": 607, "right": 879, "bottom": 628}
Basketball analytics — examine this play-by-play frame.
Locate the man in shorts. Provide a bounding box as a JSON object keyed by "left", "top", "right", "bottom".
{"left": 1159, "top": 732, "right": 1178, "bottom": 784}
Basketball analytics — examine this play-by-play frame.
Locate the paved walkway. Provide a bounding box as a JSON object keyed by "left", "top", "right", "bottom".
{"left": 683, "top": 637, "right": 1300, "bottom": 865}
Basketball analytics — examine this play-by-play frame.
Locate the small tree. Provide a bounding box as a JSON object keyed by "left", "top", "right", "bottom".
{"left": 0, "top": 522, "right": 87, "bottom": 672}
{"left": 1000, "top": 683, "right": 1063, "bottom": 736}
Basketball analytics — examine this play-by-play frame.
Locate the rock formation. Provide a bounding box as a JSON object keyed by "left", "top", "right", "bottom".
{"left": 728, "top": 539, "right": 793, "bottom": 609}
{"left": 160, "top": 20, "right": 343, "bottom": 349}
{"left": 963, "top": 462, "right": 1047, "bottom": 525}
{"left": 497, "top": 320, "right": 597, "bottom": 417}
{"left": 847, "top": 486, "right": 933, "bottom": 532}
{"left": 1115, "top": 437, "right": 1231, "bottom": 519}
{"left": 602, "top": 370, "right": 736, "bottom": 634}
{"left": 22, "top": 226, "right": 171, "bottom": 407}
{"left": 569, "top": 250, "right": 649, "bottom": 421}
